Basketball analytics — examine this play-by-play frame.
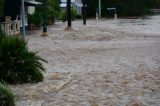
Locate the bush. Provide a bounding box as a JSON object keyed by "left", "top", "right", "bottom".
{"left": 71, "top": 8, "right": 79, "bottom": 19}
{"left": 0, "top": 83, "right": 15, "bottom": 106}
{"left": 0, "top": 36, "right": 47, "bottom": 83}
{"left": 59, "top": 8, "right": 80, "bottom": 22}
{"left": 0, "top": 30, "right": 5, "bottom": 42}
{"left": 0, "top": 0, "right": 4, "bottom": 16}
{"left": 28, "top": 10, "right": 43, "bottom": 28}
{"left": 59, "top": 11, "right": 67, "bottom": 22}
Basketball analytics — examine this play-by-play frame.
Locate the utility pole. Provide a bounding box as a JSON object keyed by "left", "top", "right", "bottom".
{"left": 21, "top": 0, "right": 25, "bottom": 38}
{"left": 67, "top": 0, "right": 71, "bottom": 27}
{"left": 41, "top": 0, "right": 48, "bottom": 36}
{"left": 43, "top": 1, "right": 47, "bottom": 33}
{"left": 82, "top": 0, "right": 86, "bottom": 25}
{"left": 98, "top": 0, "right": 101, "bottom": 18}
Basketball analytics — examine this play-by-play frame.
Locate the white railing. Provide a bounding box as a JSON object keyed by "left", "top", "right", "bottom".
{"left": 0, "top": 20, "right": 20, "bottom": 35}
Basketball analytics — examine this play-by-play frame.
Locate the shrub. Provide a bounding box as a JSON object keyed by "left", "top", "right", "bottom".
{"left": 71, "top": 8, "right": 79, "bottom": 19}
{"left": 0, "top": 36, "right": 47, "bottom": 83}
{"left": 28, "top": 10, "right": 43, "bottom": 28}
{"left": 0, "top": 0, "right": 4, "bottom": 16}
{"left": 0, "top": 83, "right": 15, "bottom": 106}
{"left": 0, "top": 30, "right": 6, "bottom": 42}
{"left": 59, "top": 10, "right": 67, "bottom": 22}
{"left": 59, "top": 8, "right": 80, "bottom": 22}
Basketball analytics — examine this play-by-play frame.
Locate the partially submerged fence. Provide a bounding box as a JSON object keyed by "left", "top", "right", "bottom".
{"left": 0, "top": 16, "right": 20, "bottom": 35}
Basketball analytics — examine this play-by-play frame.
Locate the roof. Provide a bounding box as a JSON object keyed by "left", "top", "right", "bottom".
{"left": 60, "top": 0, "right": 82, "bottom": 8}
{"left": 24, "top": 0, "right": 42, "bottom": 6}
{"left": 61, "top": 0, "right": 75, "bottom": 3}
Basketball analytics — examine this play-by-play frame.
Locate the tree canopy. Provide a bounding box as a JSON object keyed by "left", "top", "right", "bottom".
{"left": 39, "top": 0, "right": 60, "bottom": 20}
{"left": 28, "top": 0, "right": 60, "bottom": 26}
{"left": 86, "top": 0, "right": 160, "bottom": 17}
{"left": 0, "top": 0, "right": 4, "bottom": 16}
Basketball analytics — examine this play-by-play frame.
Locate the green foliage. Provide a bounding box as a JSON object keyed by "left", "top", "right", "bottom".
{"left": 0, "top": 30, "right": 6, "bottom": 42}
{"left": 71, "top": 8, "right": 79, "bottom": 19}
{"left": 0, "top": 83, "right": 15, "bottom": 106}
{"left": 145, "top": 0, "right": 160, "bottom": 8}
{"left": 59, "top": 10, "right": 67, "bottom": 22}
{"left": 36, "top": 0, "right": 60, "bottom": 25}
{"left": 59, "top": 8, "right": 79, "bottom": 22}
{"left": 85, "top": 0, "right": 98, "bottom": 17}
{"left": 0, "top": 0, "right": 4, "bottom": 16}
{"left": 86, "top": 0, "right": 160, "bottom": 17}
{"left": 45, "top": 0, "right": 60, "bottom": 24}
{"left": 0, "top": 36, "right": 47, "bottom": 84}
{"left": 28, "top": 10, "right": 43, "bottom": 28}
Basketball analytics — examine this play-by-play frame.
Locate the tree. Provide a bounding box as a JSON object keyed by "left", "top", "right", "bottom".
{"left": 0, "top": 0, "right": 4, "bottom": 16}
{"left": 37, "top": 0, "right": 60, "bottom": 24}
{"left": 145, "top": 0, "right": 160, "bottom": 8}
{"left": 46, "top": 0, "right": 60, "bottom": 24}
{"left": 85, "top": 0, "right": 98, "bottom": 17}
{"left": 86, "top": 0, "right": 160, "bottom": 17}
{"left": 28, "top": 0, "right": 60, "bottom": 26}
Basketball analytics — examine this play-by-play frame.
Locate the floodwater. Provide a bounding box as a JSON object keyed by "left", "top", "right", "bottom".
{"left": 104, "top": 15, "right": 160, "bottom": 35}
{"left": 13, "top": 15, "right": 160, "bottom": 106}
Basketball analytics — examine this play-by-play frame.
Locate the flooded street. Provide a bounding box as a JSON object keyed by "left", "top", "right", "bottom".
{"left": 105, "top": 15, "right": 160, "bottom": 35}
{"left": 12, "top": 15, "right": 160, "bottom": 106}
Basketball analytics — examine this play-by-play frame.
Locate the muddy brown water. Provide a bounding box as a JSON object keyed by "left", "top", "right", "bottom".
{"left": 12, "top": 15, "right": 160, "bottom": 106}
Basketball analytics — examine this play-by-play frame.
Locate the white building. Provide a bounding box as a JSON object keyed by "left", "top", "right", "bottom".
{"left": 0, "top": 0, "right": 42, "bottom": 35}
{"left": 60, "top": 0, "right": 83, "bottom": 15}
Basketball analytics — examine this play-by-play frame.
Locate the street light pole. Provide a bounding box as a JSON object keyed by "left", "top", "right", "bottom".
{"left": 98, "top": 0, "right": 101, "bottom": 18}
{"left": 43, "top": 3, "right": 47, "bottom": 33}
{"left": 41, "top": 0, "right": 48, "bottom": 36}
{"left": 67, "top": 0, "right": 71, "bottom": 27}
{"left": 82, "top": 0, "right": 86, "bottom": 25}
{"left": 21, "top": 0, "right": 25, "bottom": 38}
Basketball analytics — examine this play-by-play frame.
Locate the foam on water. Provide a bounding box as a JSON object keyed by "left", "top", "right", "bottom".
{"left": 103, "top": 15, "right": 160, "bottom": 35}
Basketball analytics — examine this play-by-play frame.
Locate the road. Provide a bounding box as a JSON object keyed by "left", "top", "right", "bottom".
{"left": 12, "top": 16, "right": 160, "bottom": 106}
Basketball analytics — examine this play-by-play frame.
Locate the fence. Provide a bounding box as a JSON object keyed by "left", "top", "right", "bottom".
{"left": 0, "top": 20, "right": 20, "bottom": 35}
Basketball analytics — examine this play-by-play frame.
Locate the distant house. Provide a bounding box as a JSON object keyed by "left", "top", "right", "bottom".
{"left": 60, "top": 0, "right": 83, "bottom": 15}
{"left": 0, "top": 0, "right": 42, "bottom": 35}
